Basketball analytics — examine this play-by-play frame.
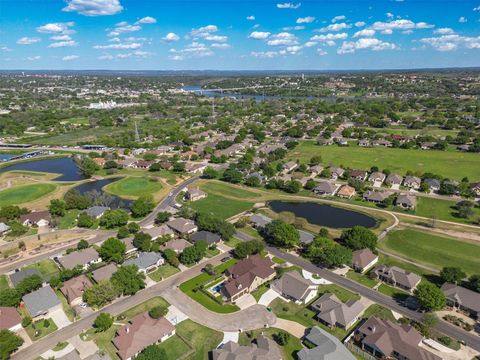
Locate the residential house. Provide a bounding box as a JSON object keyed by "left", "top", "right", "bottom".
{"left": 22, "top": 286, "right": 62, "bottom": 318}
{"left": 313, "top": 181, "right": 338, "bottom": 196}
{"left": 329, "top": 166, "right": 345, "bottom": 180}
{"left": 122, "top": 237, "right": 138, "bottom": 257}
{"left": 130, "top": 160, "right": 155, "bottom": 169}
{"left": 368, "top": 172, "right": 386, "bottom": 186}
{"left": 317, "top": 137, "right": 334, "bottom": 146}
{"left": 403, "top": 176, "right": 421, "bottom": 190}
{"left": 222, "top": 255, "right": 275, "bottom": 302}
{"left": 161, "top": 238, "right": 191, "bottom": 254}
{"left": 363, "top": 190, "right": 391, "bottom": 205}
{"left": 250, "top": 214, "right": 273, "bottom": 229}
{"left": 396, "top": 193, "right": 417, "bottom": 209}
{"left": 470, "top": 182, "right": 480, "bottom": 197}
{"left": 91, "top": 263, "right": 118, "bottom": 283}
{"left": 123, "top": 252, "right": 164, "bottom": 274}
{"left": 297, "top": 326, "right": 356, "bottom": 360}
{"left": 385, "top": 174, "right": 403, "bottom": 189}
{"left": 272, "top": 271, "right": 318, "bottom": 304}
{"left": 420, "top": 142, "right": 436, "bottom": 150}
{"left": 20, "top": 211, "right": 52, "bottom": 227}
{"left": 112, "top": 312, "right": 175, "bottom": 360}
{"left": 336, "top": 138, "right": 348, "bottom": 146}
{"left": 282, "top": 161, "right": 298, "bottom": 173}
{"left": 358, "top": 139, "right": 370, "bottom": 147}
{"left": 83, "top": 206, "right": 110, "bottom": 219}
{"left": 298, "top": 230, "right": 315, "bottom": 245}
{"left": 184, "top": 186, "right": 207, "bottom": 201}
{"left": 352, "top": 248, "right": 378, "bottom": 273}
{"left": 166, "top": 218, "right": 198, "bottom": 235}
{"left": 350, "top": 170, "right": 368, "bottom": 182}
{"left": 143, "top": 225, "right": 174, "bottom": 241}
{"left": 212, "top": 337, "right": 282, "bottom": 360}
{"left": 10, "top": 268, "right": 44, "bottom": 287}
{"left": 185, "top": 162, "right": 207, "bottom": 174}
{"left": 355, "top": 317, "right": 441, "bottom": 360}
{"left": 0, "top": 222, "right": 10, "bottom": 235}
{"left": 441, "top": 283, "right": 480, "bottom": 320}
{"left": 57, "top": 247, "right": 101, "bottom": 270}
{"left": 372, "top": 265, "right": 421, "bottom": 293}
{"left": 336, "top": 184, "right": 356, "bottom": 199}
{"left": 0, "top": 307, "right": 22, "bottom": 332}
{"left": 190, "top": 230, "right": 221, "bottom": 246}
{"left": 372, "top": 139, "right": 392, "bottom": 147}
{"left": 309, "top": 165, "right": 324, "bottom": 176}
{"left": 60, "top": 274, "right": 93, "bottom": 305}
{"left": 311, "top": 293, "right": 365, "bottom": 329}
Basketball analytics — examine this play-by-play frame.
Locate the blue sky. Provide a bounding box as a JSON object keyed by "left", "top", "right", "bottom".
{"left": 1, "top": 0, "right": 479, "bottom": 70}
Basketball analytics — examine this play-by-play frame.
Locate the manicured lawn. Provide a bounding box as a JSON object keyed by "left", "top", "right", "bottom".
{"left": 179, "top": 259, "right": 240, "bottom": 313}
{"left": 205, "top": 247, "right": 220, "bottom": 258}
{"left": 157, "top": 335, "right": 191, "bottom": 359}
{"left": 272, "top": 256, "right": 286, "bottom": 265}
{"left": 289, "top": 140, "right": 480, "bottom": 181}
{"left": 200, "top": 181, "right": 259, "bottom": 199}
{"left": 25, "top": 318, "right": 58, "bottom": 341}
{"left": 346, "top": 271, "right": 378, "bottom": 288}
{"left": 378, "top": 254, "right": 432, "bottom": 278}
{"left": 56, "top": 290, "right": 76, "bottom": 322}
{"left": 239, "top": 327, "right": 303, "bottom": 360}
{"left": 189, "top": 192, "right": 254, "bottom": 220}
{"left": 415, "top": 197, "right": 480, "bottom": 224}
{"left": 84, "top": 325, "right": 119, "bottom": 360}
{"left": 251, "top": 283, "right": 270, "bottom": 302}
{"left": 119, "top": 296, "right": 170, "bottom": 320}
{"left": 175, "top": 319, "right": 223, "bottom": 360}
{"left": 363, "top": 304, "right": 395, "bottom": 321}
{"left": 148, "top": 264, "right": 180, "bottom": 282}
{"left": 0, "top": 183, "right": 57, "bottom": 207}
{"left": 24, "top": 259, "right": 60, "bottom": 280}
{"left": 104, "top": 176, "right": 162, "bottom": 199}
{"left": 377, "top": 283, "right": 408, "bottom": 299}
{"left": 382, "top": 228, "right": 480, "bottom": 275}
{"left": 57, "top": 209, "right": 80, "bottom": 229}
{"left": 317, "top": 284, "right": 360, "bottom": 303}
{"left": 240, "top": 225, "right": 262, "bottom": 239}
{"left": 0, "top": 274, "right": 9, "bottom": 290}
{"left": 276, "top": 266, "right": 302, "bottom": 278}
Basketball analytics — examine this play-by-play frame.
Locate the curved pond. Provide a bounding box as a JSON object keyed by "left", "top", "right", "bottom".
{"left": 72, "top": 178, "right": 132, "bottom": 210}
{"left": 268, "top": 201, "right": 377, "bottom": 229}
{"left": 0, "top": 157, "right": 86, "bottom": 181}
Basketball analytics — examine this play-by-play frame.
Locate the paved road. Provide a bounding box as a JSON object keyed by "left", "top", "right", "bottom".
{"left": 267, "top": 246, "right": 480, "bottom": 352}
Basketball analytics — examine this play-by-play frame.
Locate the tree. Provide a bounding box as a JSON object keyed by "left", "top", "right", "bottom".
{"left": 76, "top": 156, "right": 100, "bottom": 177}
{"left": 318, "top": 228, "right": 329, "bottom": 238}
{"left": 307, "top": 237, "right": 352, "bottom": 268}
{"left": 467, "top": 274, "right": 480, "bottom": 293}
{"left": 273, "top": 331, "right": 290, "bottom": 346}
{"left": 340, "top": 226, "right": 377, "bottom": 251}
{"left": 64, "top": 190, "right": 92, "bottom": 210}
{"left": 155, "top": 211, "right": 170, "bottom": 224}
{"left": 310, "top": 155, "right": 322, "bottom": 166}
{"left": 117, "top": 226, "right": 129, "bottom": 239}
{"left": 94, "top": 313, "right": 113, "bottom": 332}
{"left": 419, "top": 313, "right": 438, "bottom": 338}
{"left": 111, "top": 265, "right": 146, "bottom": 296}
{"left": 77, "top": 239, "right": 89, "bottom": 250}
{"left": 163, "top": 249, "right": 179, "bottom": 268}
{"left": 135, "top": 345, "right": 168, "bottom": 360}
{"left": 284, "top": 180, "right": 301, "bottom": 194}
{"left": 440, "top": 267, "right": 466, "bottom": 285}
{"left": 133, "top": 232, "right": 152, "bottom": 252}
{"left": 0, "top": 205, "right": 24, "bottom": 221}
{"left": 83, "top": 281, "right": 118, "bottom": 308}
{"left": 0, "top": 329, "right": 24, "bottom": 360}
{"left": 128, "top": 222, "right": 140, "bottom": 233}
{"left": 245, "top": 176, "right": 261, "bottom": 187}
{"left": 77, "top": 213, "right": 95, "bottom": 228}
{"left": 179, "top": 242, "right": 206, "bottom": 265}
{"left": 414, "top": 282, "right": 447, "bottom": 311}
{"left": 221, "top": 168, "right": 243, "bottom": 184}
{"left": 99, "top": 237, "right": 126, "bottom": 264}
{"left": 454, "top": 200, "right": 475, "bottom": 219}
{"left": 172, "top": 162, "right": 185, "bottom": 172}
{"left": 234, "top": 240, "right": 265, "bottom": 259}
{"left": 0, "top": 288, "right": 20, "bottom": 307}
{"left": 304, "top": 179, "right": 316, "bottom": 190}
{"left": 48, "top": 199, "right": 66, "bottom": 217}
{"left": 148, "top": 305, "right": 168, "bottom": 319}
{"left": 99, "top": 209, "right": 129, "bottom": 229}
{"left": 16, "top": 274, "right": 43, "bottom": 296}
{"left": 264, "top": 220, "right": 300, "bottom": 249}
{"left": 203, "top": 166, "right": 218, "bottom": 179}
{"left": 131, "top": 195, "right": 155, "bottom": 218}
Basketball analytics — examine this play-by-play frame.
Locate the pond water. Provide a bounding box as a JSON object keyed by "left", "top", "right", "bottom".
{"left": 268, "top": 201, "right": 377, "bottom": 229}
{"left": 0, "top": 153, "right": 17, "bottom": 161}
{"left": 0, "top": 157, "right": 86, "bottom": 181}
{"left": 72, "top": 178, "right": 132, "bottom": 210}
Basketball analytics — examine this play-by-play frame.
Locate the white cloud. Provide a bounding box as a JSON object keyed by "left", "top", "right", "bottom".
{"left": 282, "top": 25, "right": 304, "bottom": 31}
{"left": 36, "top": 22, "right": 75, "bottom": 34}
{"left": 62, "top": 55, "right": 79, "bottom": 61}
{"left": 108, "top": 24, "right": 141, "bottom": 37}
{"left": 276, "top": 2, "right": 301, "bottom": 9}
{"left": 99, "top": 50, "right": 150, "bottom": 60}
{"left": 420, "top": 34, "right": 480, "bottom": 51}
{"left": 459, "top": 16, "right": 467, "bottom": 23}
{"left": 246, "top": 15, "right": 255, "bottom": 20}
{"left": 1, "top": 46, "right": 12, "bottom": 52}
{"left": 332, "top": 15, "right": 346, "bottom": 22}
{"left": 353, "top": 29, "right": 375, "bottom": 37}
{"left": 381, "top": 29, "right": 393, "bottom": 35}
{"left": 50, "top": 35, "right": 72, "bottom": 41}
{"left": 296, "top": 16, "right": 315, "bottom": 24}
{"left": 204, "top": 35, "right": 228, "bottom": 42}
{"left": 27, "top": 56, "right": 41, "bottom": 60}
{"left": 251, "top": 51, "right": 279, "bottom": 58}
{"left": 317, "top": 48, "right": 328, "bottom": 55}
{"left": 434, "top": 28, "right": 454, "bottom": 35}
{"left": 286, "top": 45, "right": 302, "bottom": 53}
{"left": 474, "top": 5, "right": 480, "bottom": 11}
{"left": 370, "top": 19, "right": 434, "bottom": 31}
{"left": 304, "top": 41, "right": 317, "bottom": 47}
{"left": 267, "top": 32, "right": 298, "bottom": 46}
{"left": 310, "top": 33, "right": 348, "bottom": 43}
{"left": 355, "top": 21, "right": 366, "bottom": 27}
{"left": 169, "top": 42, "right": 214, "bottom": 59}
{"left": 386, "top": 12, "right": 394, "bottom": 18}
{"left": 249, "top": 31, "right": 271, "bottom": 40}
{"left": 17, "top": 37, "right": 41, "bottom": 45}
{"left": 63, "top": 0, "right": 122, "bottom": 16}
{"left": 94, "top": 42, "right": 142, "bottom": 49}
{"left": 48, "top": 40, "right": 78, "bottom": 48}
{"left": 338, "top": 38, "right": 396, "bottom": 54}
{"left": 211, "top": 43, "right": 230, "bottom": 49}
{"left": 135, "top": 16, "right": 156, "bottom": 24}
{"left": 316, "top": 22, "right": 351, "bottom": 32}
{"left": 162, "top": 32, "right": 180, "bottom": 42}
{"left": 190, "top": 25, "right": 218, "bottom": 38}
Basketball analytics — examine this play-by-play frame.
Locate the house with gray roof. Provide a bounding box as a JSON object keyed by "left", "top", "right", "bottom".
{"left": 57, "top": 247, "right": 101, "bottom": 270}
{"left": 395, "top": 193, "right": 417, "bottom": 209}
{"left": 83, "top": 206, "right": 110, "bottom": 219}
{"left": 272, "top": 270, "right": 318, "bottom": 304}
{"left": 311, "top": 293, "right": 365, "bottom": 329}
{"left": 313, "top": 181, "right": 338, "bottom": 196}
{"left": 403, "top": 176, "right": 421, "bottom": 189}
{"left": 352, "top": 248, "right": 378, "bottom": 273}
{"left": 298, "top": 230, "right": 315, "bottom": 244}
{"left": 297, "top": 326, "right": 355, "bottom": 360}
{"left": 166, "top": 218, "right": 198, "bottom": 235}
{"left": 91, "top": 263, "right": 118, "bottom": 283}
{"left": 250, "top": 214, "right": 273, "bottom": 228}
{"left": 329, "top": 166, "right": 344, "bottom": 180}
{"left": 10, "top": 268, "right": 44, "bottom": 287}
{"left": 363, "top": 190, "right": 391, "bottom": 205}
{"left": 123, "top": 252, "right": 164, "bottom": 274}
{"left": 0, "top": 222, "right": 10, "bottom": 235}
{"left": 441, "top": 283, "right": 480, "bottom": 320}
{"left": 190, "top": 230, "right": 221, "bottom": 246}
{"left": 372, "top": 265, "right": 421, "bottom": 293}
{"left": 385, "top": 173, "right": 403, "bottom": 188}
{"left": 423, "top": 178, "right": 441, "bottom": 192}
{"left": 22, "top": 286, "right": 62, "bottom": 318}
{"left": 143, "top": 225, "right": 174, "bottom": 240}
{"left": 212, "top": 336, "right": 282, "bottom": 360}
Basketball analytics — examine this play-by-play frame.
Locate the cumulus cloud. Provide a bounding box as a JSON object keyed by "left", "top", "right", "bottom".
{"left": 267, "top": 32, "right": 298, "bottom": 46}
{"left": 169, "top": 42, "right": 214, "bottom": 60}
{"left": 211, "top": 43, "right": 231, "bottom": 49}
{"left": 62, "top": 55, "right": 79, "bottom": 61}
{"left": 99, "top": 50, "right": 150, "bottom": 60}
{"left": 474, "top": 5, "right": 480, "bottom": 11}
{"left": 162, "top": 32, "right": 179, "bottom": 42}
{"left": 276, "top": 2, "right": 301, "bottom": 9}
{"left": 190, "top": 25, "right": 218, "bottom": 37}
{"left": 355, "top": 21, "right": 366, "bottom": 27}
{"left": 48, "top": 40, "right": 78, "bottom": 48}
{"left": 36, "top": 22, "right": 75, "bottom": 34}
{"left": 338, "top": 38, "right": 396, "bottom": 54}
{"left": 310, "top": 33, "right": 348, "bottom": 43}
{"left": 316, "top": 22, "right": 351, "bottom": 32}
{"left": 94, "top": 42, "right": 142, "bottom": 49}
{"left": 108, "top": 24, "right": 141, "bottom": 37}
{"left": 246, "top": 15, "right": 255, "bottom": 20}
{"left": 135, "top": 16, "right": 156, "bottom": 24}
{"left": 50, "top": 35, "right": 72, "bottom": 41}
{"left": 27, "top": 56, "right": 41, "bottom": 60}
{"left": 63, "top": 0, "right": 123, "bottom": 16}
{"left": 353, "top": 29, "right": 375, "bottom": 38}
{"left": 420, "top": 34, "right": 480, "bottom": 51}
{"left": 204, "top": 35, "right": 227, "bottom": 42}
{"left": 332, "top": 15, "right": 346, "bottom": 22}
{"left": 251, "top": 51, "right": 280, "bottom": 58}
{"left": 386, "top": 12, "right": 394, "bottom": 18}
{"left": 458, "top": 16, "right": 467, "bottom": 23}
{"left": 370, "top": 19, "right": 434, "bottom": 32}
{"left": 249, "top": 31, "right": 271, "bottom": 40}
{"left": 434, "top": 28, "right": 454, "bottom": 35}
{"left": 317, "top": 48, "right": 328, "bottom": 55}
{"left": 282, "top": 25, "right": 304, "bottom": 31}
{"left": 296, "top": 16, "right": 315, "bottom": 24}
{"left": 17, "top": 37, "right": 41, "bottom": 45}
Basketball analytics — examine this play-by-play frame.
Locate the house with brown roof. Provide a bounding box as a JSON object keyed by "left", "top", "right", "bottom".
{"left": 403, "top": 176, "right": 421, "bottom": 190}
{"left": 385, "top": 174, "right": 403, "bottom": 189}
{"left": 20, "top": 211, "right": 52, "bottom": 227}
{"left": 282, "top": 161, "right": 298, "bottom": 173}
{"left": 395, "top": 193, "right": 417, "bottom": 209}
{"left": 166, "top": 218, "right": 198, "bottom": 235}
{"left": 311, "top": 293, "right": 365, "bottom": 329}
{"left": 212, "top": 336, "right": 282, "bottom": 360}
{"left": 336, "top": 184, "right": 356, "bottom": 199}
{"left": 272, "top": 271, "right": 318, "bottom": 304}
{"left": 368, "top": 172, "right": 386, "bottom": 186}
{"left": 363, "top": 190, "right": 391, "bottom": 205}
{"left": 0, "top": 307, "right": 22, "bottom": 332}
{"left": 222, "top": 255, "right": 275, "bottom": 302}
{"left": 352, "top": 248, "right": 378, "bottom": 273}
{"left": 112, "top": 312, "right": 175, "bottom": 360}
{"left": 143, "top": 225, "right": 174, "bottom": 240}
{"left": 372, "top": 265, "right": 421, "bottom": 293}
{"left": 313, "top": 181, "right": 338, "bottom": 196}
{"left": 329, "top": 166, "right": 344, "bottom": 180}
{"left": 184, "top": 186, "right": 207, "bottom": 201}
{"left": 57, "top": 247, "right": 101, "bottom": 270}
{"left": 130, "top": 160, "right": 155, "bottom": 169}
{"left": 161, "top": 238, "right": 191, "bottom": 254}
{"left": 60, "top": 274, "right": 93, "bottom": 305}
{"left": 354, "top": 317, "right": 441, "bottom": 360}
{"left": 350, "top": 170, "right": 368, "bottom": 181}
{"left": 441, "top": 283, "right": 480, "bottom": 320}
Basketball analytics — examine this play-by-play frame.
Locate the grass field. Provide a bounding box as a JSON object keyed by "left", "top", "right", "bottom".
{"left": 25, "top": 318, "right": 58, "bottom": 341}
{"left": 104, "top": 176, "right": 163, "bottom": 199}
{"left": 415, "top": 197, "right": 480, "bottom": 224}
{"left": 30, "top": 126, "right": 125, "bottom": 146}
{"left": 289, "top": 141, "right": 480, "bottom": 181}
{"left": 189, "top": 192, "right": 254, "bottom": 220}
{"left": 200, "top": 181, "right": 259, "bottom": 199}
{"left": 24, "top": 259, "right": 60, "bottom": 280}
{"left": 148, "top": 264, "right": 180, "bottom": 282}
{"left": 172, "top": 319, "right": 223, "bottom": 360}
{"left": 0, "top": 274, "right": 9, "bottom": 290}
{"left": 239, "top": 327, "right": 303, "bottom": 360}
{"left": 346, "top": 271, "right": 378, "bottom": 288}
{"left": 381, "top": 228, "right": 480, "bottom": 275}
{"left": 0, "top": 183, "right": 57, "bottom": 207}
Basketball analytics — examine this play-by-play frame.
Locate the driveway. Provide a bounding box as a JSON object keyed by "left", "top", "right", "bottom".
{"left": 219, "top": 332, "right": 239, "bottom": 347}
{"left": 257, "top": 289, "right": 282, "bottom": 306}
{"left": 50, "top": 309, "right": 72, "bottom": 329}
{"left": 235, "top": 294, "right": 256, "bottom": 310}
{"left": 274, "top": 318, "right": 307, "bottom": 338}
{"left": 165, "top": 305, "right": 188, "bottom": 325}
{"left": 69, "top": 334, "right": 99, "bottom": 359}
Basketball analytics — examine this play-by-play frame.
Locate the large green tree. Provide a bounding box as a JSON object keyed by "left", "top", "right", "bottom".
{"left": 340, "top": 226, "right": 377, "bottom": 251}
{"left": 111, "top": 265, "right": 146, "bottom": 296}
{"left": 99, "top": 237, "right": 126, "bottom": 264}
{"left": 414, "top": 282, "right": 447, "bottom": 311}
{"left": 0, "top": 329, "right": 24, "bottom": 360}
{"left": 94, "top": 313, "right": 113, "bottom": 332}
{"left": 83, "top": 281, "right": 118, "bottom": 308}
{"left": 264, "top": 220, "right": 300, "bottom": 249}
